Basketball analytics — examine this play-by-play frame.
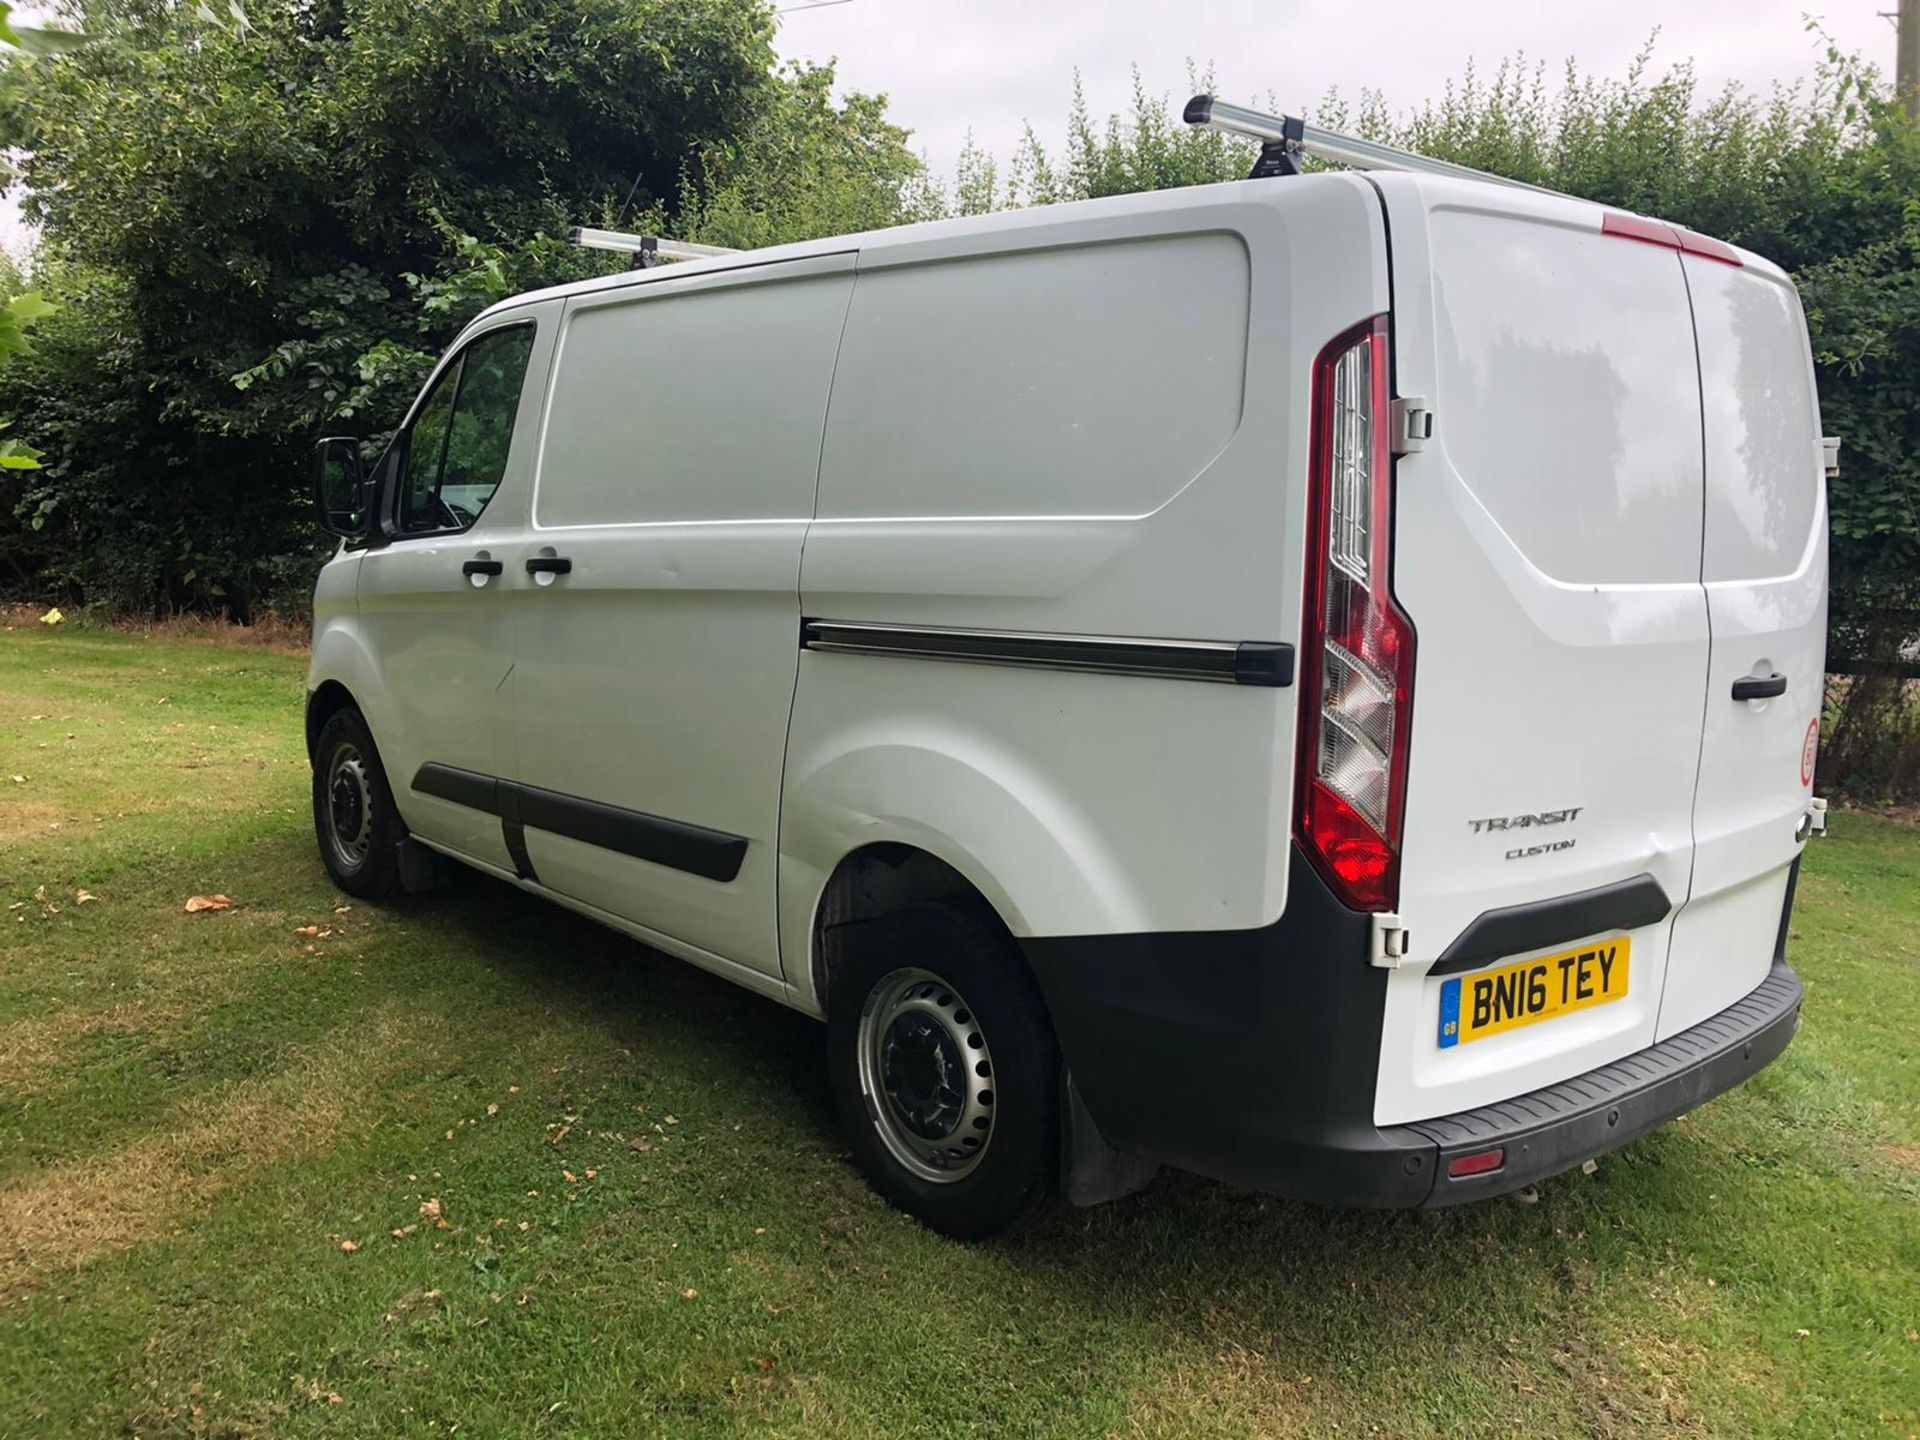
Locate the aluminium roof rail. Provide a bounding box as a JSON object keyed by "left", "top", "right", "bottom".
{"left": 567, "top": 226, "right": 743, "bottom": 270}
{"left": 1184, "top": 94, "right": 1564, "bottom": 199}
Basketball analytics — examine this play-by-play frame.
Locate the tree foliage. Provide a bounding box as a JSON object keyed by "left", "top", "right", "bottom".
{"left": 0, "top": 0, "right": 927, "bottom": 615}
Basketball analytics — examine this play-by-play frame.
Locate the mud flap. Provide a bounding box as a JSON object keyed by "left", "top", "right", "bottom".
{"left": 396, "top": 836, "right": 444, "bottom": 894}
{"left": 1061, "top": 1071, "right": 1159, "bottom": 1207}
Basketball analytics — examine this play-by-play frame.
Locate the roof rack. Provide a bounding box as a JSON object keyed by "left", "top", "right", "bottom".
{"left": 1184, "top": 94, "right": 1562, "bottom": 198}
{"left": 567, "top": 226, "right": 743, "bottom": 270}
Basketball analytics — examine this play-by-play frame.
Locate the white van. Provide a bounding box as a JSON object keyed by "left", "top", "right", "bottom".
{"left": 305, "top": 105, "right": 1825, "bottom": 1236}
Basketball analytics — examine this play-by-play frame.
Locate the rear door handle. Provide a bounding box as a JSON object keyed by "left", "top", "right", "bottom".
{"left": 525, "top": 556, "right": 573, "bottom": 576}
{"left": 462, "top": 559, "right": 504, "bottom": 577}
{"left": 1732, "top": 671, "right": 1788, "bottom": 701}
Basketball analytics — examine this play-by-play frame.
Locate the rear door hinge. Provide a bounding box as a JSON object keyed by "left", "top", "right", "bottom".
{"left": 1371, "top": 912, "right": 1411, "bottom": 968}
{"left": 1391, "top": 397, "right": 1432, "bottom": 455}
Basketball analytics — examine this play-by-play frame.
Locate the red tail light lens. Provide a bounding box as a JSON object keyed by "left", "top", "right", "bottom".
{"left": 1297, "top": 315, "right": 1415, "bottom": 912}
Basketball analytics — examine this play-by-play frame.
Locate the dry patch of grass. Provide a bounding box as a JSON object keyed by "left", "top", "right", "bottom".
{"left": 1116, "top": 1339, "right": 1326, "bottom": 1439}
{"left": 0, "top": 1003, "right": 152, "bottom": 1093}
{"left": 0, "top": 1005, "right": 443, "bottom": 1298}
{"left": 0, "top": 603, "right": 309, "bottom": 654}
{"left": 0, "top": 798, "right": 66, "bottom": 849}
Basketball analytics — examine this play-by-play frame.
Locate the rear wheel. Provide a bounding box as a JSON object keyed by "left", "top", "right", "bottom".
{"left": 311, "top": 708, "right": 404, "bottom": 899}
{"left": 827, "top": 901, "right": 1059, "bottom": 1238}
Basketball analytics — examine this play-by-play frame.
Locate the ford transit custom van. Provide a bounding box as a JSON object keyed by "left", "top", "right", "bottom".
{"left": 306, "top": 112, "right": 1825, "bottom": 1236}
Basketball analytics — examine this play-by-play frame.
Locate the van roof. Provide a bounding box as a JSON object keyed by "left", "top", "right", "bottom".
{"left": 472, "top": 171, "right": 1780, "bottom": 327}
{"left": 472, "top": 174, "right": 1356, "bottom": 325}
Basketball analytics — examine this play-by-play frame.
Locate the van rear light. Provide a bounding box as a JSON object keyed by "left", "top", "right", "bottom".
{"left": 1297, "top": 316, "right": 1415, "bottom": 912}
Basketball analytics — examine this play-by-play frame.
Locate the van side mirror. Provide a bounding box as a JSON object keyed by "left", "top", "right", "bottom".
{"left": 313, "top": 436, "right": 368, "bottom": 539}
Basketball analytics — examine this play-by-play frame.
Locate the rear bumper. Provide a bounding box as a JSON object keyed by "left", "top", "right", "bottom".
{"left": 1022, "top": 852, "right": 1803, "bottom": 1208}
{"left": 1393, "top": 958, "right": 1800, "bottom": 1205}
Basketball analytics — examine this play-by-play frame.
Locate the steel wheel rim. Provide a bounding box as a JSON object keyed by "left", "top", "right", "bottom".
{"left": 856, "top": 966, "right": 996, "bottom": 1184}
{"left": 324, "top": 741, "right": 374, "bottom": 871}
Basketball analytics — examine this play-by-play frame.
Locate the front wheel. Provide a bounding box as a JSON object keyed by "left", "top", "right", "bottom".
{"left": 827, "top": 901, "right": 1060, "bottom": 1239}
{"left": 311, "top": 707, "right": 405, "bottom": 899}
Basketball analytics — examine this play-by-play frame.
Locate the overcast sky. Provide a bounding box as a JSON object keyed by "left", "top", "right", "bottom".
{"left": 2, "top": 2, "right": 1901, "bottom": 259}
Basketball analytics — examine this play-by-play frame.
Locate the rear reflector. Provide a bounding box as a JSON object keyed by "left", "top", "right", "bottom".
{"left": 1601, "top": 211, "right": 1742, "bottom": 267}
{"left": 1447, "top": 1148, "right": 1506, "bottom": 1179}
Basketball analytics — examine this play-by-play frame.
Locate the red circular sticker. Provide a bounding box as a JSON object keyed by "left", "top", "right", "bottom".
{"left": 1800, "top": 719, "right": 1819, "bottom": 788}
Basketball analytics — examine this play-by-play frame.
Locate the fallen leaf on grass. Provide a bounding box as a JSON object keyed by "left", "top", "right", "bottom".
{"left": 682, "top": 1288, "right": 698, "bottom": 1300}
{"left": 339, "top": 1239, "right": 359, "bottom": 1254}
{"left": 562, "top": 1170, "right": 577, "bottom": 1184}
{"left": 184, "top": 894, "right": 232, "bottom": 913}
{"left": 486, "top": 1103, "right": 498, "bottom": 1117}
{"left": 74, "top": 890, "right": 97, "bottom": 904}
{"left": 753, "top": 1356, "right": 775, "bottom": 1373}
{"left": 419, "top": 1198, "right": 442, "bottom": 1220}
{"left": 548, "top": 1123, "right": 572, "bottom": 1145}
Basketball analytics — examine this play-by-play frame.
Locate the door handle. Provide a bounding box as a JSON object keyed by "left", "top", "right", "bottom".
{"left": 1732, "top": 671, "right": 1788, "bottom": 701}
{"left": 462, "top": 559, "right": 504, "bottom": 577}
{"left": 524, "top": 556, "right": 573, "bottom": 576}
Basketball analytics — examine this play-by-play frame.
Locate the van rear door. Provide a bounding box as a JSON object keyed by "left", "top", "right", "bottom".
{"left": 1366, "top": 175, "right": 1710, "bottom": 1126}
{"left": 1659, "top": 252, "right": 1826, "bottom": 1039}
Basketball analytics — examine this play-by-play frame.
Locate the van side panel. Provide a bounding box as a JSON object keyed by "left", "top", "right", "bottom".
{"left": 1371, "top": 176, "right": 1711, "bottom": 1126}
{"left": 782, "top": 178, "right": 1388, "bottom": 996}
{"left": 1659, "top": 255, "right": 1827, "bottom": 1040}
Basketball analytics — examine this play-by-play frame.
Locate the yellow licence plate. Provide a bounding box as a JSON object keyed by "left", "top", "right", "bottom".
{"left": 1438, "top": 937, "right": 1630, "bottom": 1048}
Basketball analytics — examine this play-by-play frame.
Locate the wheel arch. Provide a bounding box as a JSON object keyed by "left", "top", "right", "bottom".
{"left": 776, "top": 727, "right": 1158, "bottom": 1017}
{"left": 305, "top": 679, "right": 360, "bottom": 760}
{"left": 807, "top": 843, "right": 999, "bottom": 1019}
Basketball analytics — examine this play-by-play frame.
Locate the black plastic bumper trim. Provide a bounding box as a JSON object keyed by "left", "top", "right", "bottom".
{"left": 410, "top": 763, "right": 746, "bottom": 884}
{"left": 802, "top": 620, "right": 1294, "bottom": 687}
{"left": 1400, "top": 957, "right": 1802, "bottom": 1205}
{"left": 1429, "top": 872, "right": 1673, "bottom": 976}
{"left": 1022, "top": 847, "right": 1802, "bottom": 1209}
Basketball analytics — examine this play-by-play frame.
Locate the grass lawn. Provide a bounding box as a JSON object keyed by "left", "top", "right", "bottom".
{"left": 0, "top": 624, "right": 1915, "bottom": 1439}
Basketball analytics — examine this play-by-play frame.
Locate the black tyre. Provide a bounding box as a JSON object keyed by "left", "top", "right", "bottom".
{"left": 311, "top": 707, "right": 405, "bottom": 900}
{"left": 827, "top": 900, "right": 1060, "bottom": 1238}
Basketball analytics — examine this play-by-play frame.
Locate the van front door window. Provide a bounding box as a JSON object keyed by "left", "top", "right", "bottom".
{"left": 397, "top": 324, "right": 536, "bottom": 535}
